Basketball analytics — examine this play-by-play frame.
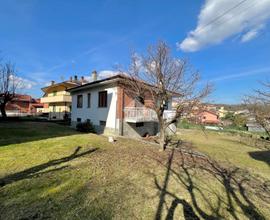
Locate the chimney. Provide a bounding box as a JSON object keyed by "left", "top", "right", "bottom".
{"left": 70, "top": 76, "right": 73, "bottom": 82}
{"left": 51, "top": 80, "right": 55, "bottom": 85}
{"left": 74, "top": 75, "right": 78, "bottom": 81}
{"left": 81, "top": 76, "right": 85, "bottom": 83}
{"left": 92, "top": 70, "right": 97, "bottom": 81}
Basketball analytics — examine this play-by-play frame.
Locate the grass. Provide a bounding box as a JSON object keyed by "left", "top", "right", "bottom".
{"left": 0, "top": 122, "right": 269, "bottom": 219}
{"left": 178, "top": 129, "right": 270, "bottom": 179}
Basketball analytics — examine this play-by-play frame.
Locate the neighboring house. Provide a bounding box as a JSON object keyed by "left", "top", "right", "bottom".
{"left": 68, "top": 73, "right": 176, "bottom": 138}
{"left": 246, "top": 123, "right": 266, "bottom": 133}
{"left": 40, "top": 75, "right": 88, "bottom": 120}
{"left": 205, "top": 104, "right": 217, "bottom": 112}
{"left": 196, "top": 110, "right": 220, "bottom": 125}
{"left": 3, "top": 94, "right": 43, "bottom": 116}
{"left": 217, "top": 106, "right": 227, "bottom": 118}
{"left": 246, "top": 116, "right": 266, "bottom": 133}
{"left": 234, "top": 109, "right": 249, "bottom": 115}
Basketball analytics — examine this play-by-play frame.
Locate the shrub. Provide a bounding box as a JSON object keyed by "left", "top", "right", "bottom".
{"left": 76, "top": 121, "right": 96, "bottom": 133}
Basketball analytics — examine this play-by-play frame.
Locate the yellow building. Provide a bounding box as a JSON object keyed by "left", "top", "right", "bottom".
{"left": 218, "top": 106, "right": 228, "bottom": 118}
{"left": 40, "top": 76, "right": 87, "bottom": 120}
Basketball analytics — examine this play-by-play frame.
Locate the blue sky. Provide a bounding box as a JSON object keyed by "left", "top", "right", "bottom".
{"left": 0, "top": 0, "right": 270, "bottom": 104}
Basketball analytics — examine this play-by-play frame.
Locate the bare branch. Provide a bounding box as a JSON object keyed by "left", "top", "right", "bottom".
{"left": 0, "top": 59, "right": 20, "bottom": 118}
{"left": 244, "top": 81, "right": 270, "bottom": 136}
{"left": 119, "top": 41, "right": 212, "bottom": 149}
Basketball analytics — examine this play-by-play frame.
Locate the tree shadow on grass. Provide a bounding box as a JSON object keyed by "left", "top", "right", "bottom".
{"left": 151, "top": 141, "right": 269, "bottom": 220}
{"left": 0, "top": 146, "right": 98, "bottom": 187}
{"left": 0, "top": 121, "right": 79, "bottom": 147}
{"left": 249, "top": 150, "right": 270, "bottom": 166}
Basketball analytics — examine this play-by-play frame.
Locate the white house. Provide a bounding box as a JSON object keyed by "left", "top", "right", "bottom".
{"left": 68, "top": 73, "right": 176, "bottom": 138}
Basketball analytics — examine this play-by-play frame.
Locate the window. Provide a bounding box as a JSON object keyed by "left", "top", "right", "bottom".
{"left": 77, "top": 95, "right": 83, "bottom": 108}
{"left": 163, "top": 100, "right": 169, "bottom": 110}
{"left": 86, "top": 119, "right": 91, "bottom": 123}
{"left": 77, "top": 118, "right": 81, "bottom": 122}
{"left": 99, "top": 121, "right": 106, "bottom": 126}
{"left": 136, "top": 122, "right": 144, "bottom": 127}
{"left": 98, "top": 91, "right": 107, "bottom": 107}
{"left": 52, "top": 91, "right": 57, "bottom": 96}
{"left": 52, "top": 105, "right": 56, "bottom": 112}
{"left": 87, "top": 93, "right": 91, "bottom": 108}
{"left": 136, "top": 96, "right": 144, "bottom": 105}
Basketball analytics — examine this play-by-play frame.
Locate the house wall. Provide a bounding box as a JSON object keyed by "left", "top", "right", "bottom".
{"left": 71, "top": 84, "right": 118, "bottom": 135}
{"left": 47, "top": 102, "right": 70, "bottom": 120}
{"left": 116, "top": 86, "right": 173, "bottom": 137}
{"left": 6, "top": 101, "right": 30, "bottom": 113}
{"left": 123, "top": 121, "right": 159, "bottom": 138}
{"left": 199, "top": 111, "right": 219, "bottom": 124}
{"left": 71, "top": 83, "right": 174, "bottom": 138}
{"left": 48, "top": 103, "right": 70, "bottom": 113}
{"left": 41, "top": 85, "right": 73, "bottom": 119}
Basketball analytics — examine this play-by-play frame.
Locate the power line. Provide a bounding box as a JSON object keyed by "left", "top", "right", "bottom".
{"left": 208, "top": 0, "right": 260, "bottom": 31}
{"left": 195, "top": 0, "right": 251, "bottom": 33}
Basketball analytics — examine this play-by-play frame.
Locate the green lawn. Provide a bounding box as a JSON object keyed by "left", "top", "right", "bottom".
{"left": 0, "top": 122, "right": 269, "bottom": 219}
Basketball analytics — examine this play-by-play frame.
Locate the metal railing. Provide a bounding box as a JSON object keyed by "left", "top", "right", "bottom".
{"left": 124, "top": 107, "right": 176, "bottom": 122}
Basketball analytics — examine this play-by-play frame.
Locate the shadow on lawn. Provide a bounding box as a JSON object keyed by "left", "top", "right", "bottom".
{"left": 0, "top": 146, "right": 98, "bottom": 187}
{"left": 249, "top": 150, "right": 270, "bottom": 166}
{"left": 152, "top": 141, "right": 270, "bottom": 220}
{"left": 0, "top": 121, "right": 79, "bottom": 147}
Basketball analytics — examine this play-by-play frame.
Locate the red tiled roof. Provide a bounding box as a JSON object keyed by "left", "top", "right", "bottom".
{"left": 198, "top": 110, "right": 218, "bottom": 116}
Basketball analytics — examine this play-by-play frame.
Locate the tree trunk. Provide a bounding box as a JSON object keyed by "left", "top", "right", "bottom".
{"left": 159, "top": 124, "right": 166, "bottom": 151}
{"left": 0, "top": 104, "right": 7, "bottom": 118}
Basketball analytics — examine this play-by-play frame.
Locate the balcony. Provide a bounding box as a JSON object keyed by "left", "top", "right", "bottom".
{"left": 40, "top": 95, "right": 72, "bottom": 103}
{"left": 124, "top": 107, "right": 176, "bottom": 123}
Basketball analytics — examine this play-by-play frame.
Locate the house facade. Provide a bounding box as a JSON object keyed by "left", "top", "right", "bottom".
{"left": 196, "top": 110, "right": 220, "bottom": 125}
{"left": 68, "top": 74, "right": 175, "bottom": 138}
{"left": 40, "top": 76, "right": 88, "bottom": 120}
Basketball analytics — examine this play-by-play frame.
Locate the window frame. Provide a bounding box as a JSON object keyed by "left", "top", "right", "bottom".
{"left": 87, "top": 93, "right": 91, "bottom": 108}
{"left": 98, "top": 91, "right": 107, "bottom": 108}
{"left": 77, "top": 94, "right": 83, "bottom": 108}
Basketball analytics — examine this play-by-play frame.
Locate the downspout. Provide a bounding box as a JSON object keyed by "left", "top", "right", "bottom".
{"left": 114, "top": 89, "right": 117, "bottom": 135}
{"left": 121, "top": 88, "right": 124, "bottom": 136}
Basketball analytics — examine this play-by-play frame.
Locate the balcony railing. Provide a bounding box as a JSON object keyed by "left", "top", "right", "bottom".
{"left": 124, "top": 107, "right": 176, "bottom": 123}
{"left": 40, "top": 95, "right": 71, "bottom": 103}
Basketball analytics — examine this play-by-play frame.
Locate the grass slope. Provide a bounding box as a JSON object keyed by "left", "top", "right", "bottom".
{"left": 0, "top": 122, "right": 269, "bottom": 219}
{"left": 179, "top": 129, "right": 270, "bottom": 179}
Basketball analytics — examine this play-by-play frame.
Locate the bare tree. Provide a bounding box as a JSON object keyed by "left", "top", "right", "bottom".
{"left": 0, "top": 60, "right": 20, "bottom": 118}
{"left": 120, "top": 41, "right": 211, "bottom": 150}
{"left": 245, "top": 81, "right": 270, "bottom": 136}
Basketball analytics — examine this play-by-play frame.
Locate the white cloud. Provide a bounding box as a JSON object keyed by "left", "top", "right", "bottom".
{"left": 84, "top": 70, "right": 120, "bottom": 82}
{"left": 98, "top": 70, "right": 119, "bottom": 79}
{"left": 240, "top": 28, "right": 260, "bottom": 42}
{"left": 178, "top": 0, "right": 270, "bottom": 52}
{"left": 10, "top": 75, "right": 37, "bottom": 89}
